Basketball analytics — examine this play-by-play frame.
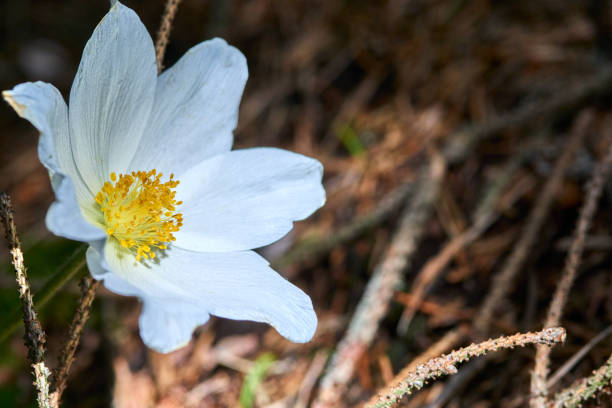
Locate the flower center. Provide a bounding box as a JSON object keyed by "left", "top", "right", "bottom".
{"left": 95, "top": 169, "right": 183, "bottom": 261}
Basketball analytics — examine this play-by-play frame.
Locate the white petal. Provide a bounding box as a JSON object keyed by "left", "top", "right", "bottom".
{"left": 104, "top": 240, "right": 317, "bottom": 352}
{"left": 46, "top": 178, "right": 105, "bottom": 242}
{"left": 86, "top": 241, "right": 110, "bottom": 279}
{"left": 88, "top": 241, "right": 205, "bottom": 352}
{"left": 173, "top": 148, "right": 325, "bottom": 252}
{"left": 2, "top": 82, "right": 91, "bottom": 205}
{"left": 69, "top": 2, "right": 156, "bottom": 193}
{"left": 3, "top": 82, "right": 63, "bottom": 177}
{"left": 129, "top": 38, "right": 247, "bottom": 176}
{"left": 139, "top": 300, "right": 209, "bottom": 353}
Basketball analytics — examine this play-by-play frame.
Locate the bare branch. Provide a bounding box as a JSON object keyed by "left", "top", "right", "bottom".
{"left": 0, "top": 193, "right": 53, "bottom": 408}
{"left": 364, "top": 326, "right": 467, "bottom": 407}
{"left": 367, "top": 327, "right": 566, "bottom": 408}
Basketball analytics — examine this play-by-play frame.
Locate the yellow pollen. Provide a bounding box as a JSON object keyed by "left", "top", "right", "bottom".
{"left": 95, "top": 169, "right": 183, "bottom": 261}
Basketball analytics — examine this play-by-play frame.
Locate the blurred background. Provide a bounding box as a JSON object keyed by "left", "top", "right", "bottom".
{"left": 1, "top": 0, "right": 612, "bottom": 407}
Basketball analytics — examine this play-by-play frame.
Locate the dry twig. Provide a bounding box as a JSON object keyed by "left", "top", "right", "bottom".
{"left": 530, "top": 129, "right": 612, "bottom": 407}
{"left": 366, "top": 327, "right": 566, "bottom": 408}
{"left": 364, "top": 326, "right": 468, "bottom": 407}
{"left": 313, "top": 154, "right": 445, "bottom": 408}
{"left": 50, "top": 276, "right": 101, "bottom": 405}
{"left": 0, "top": 193, "right": 53, "bottom": 408}
{"left": 155, "top": 0, "right": 182, "bottom": 73}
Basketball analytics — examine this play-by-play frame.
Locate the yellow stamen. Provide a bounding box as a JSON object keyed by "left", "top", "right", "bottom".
{"left": 96, "top": 169, "right": 182, "bottom": 260}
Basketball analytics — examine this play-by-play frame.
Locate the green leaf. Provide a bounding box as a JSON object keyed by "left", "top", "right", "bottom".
{"left": 337, "top": 123, "right": 367, "bottom": 157}
{"left": 239, "top": 352, "right": 276, "bottom": 408}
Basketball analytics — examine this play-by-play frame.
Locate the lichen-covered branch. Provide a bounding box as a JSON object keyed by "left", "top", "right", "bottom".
{"left": 367, "top": 327, "right": 566, "bottom": 408}
{"left": 364, "top": 326, "right": 467, "bottom": 407}
{"left": 0, "top": 193, "right": 53, "bottom": 408}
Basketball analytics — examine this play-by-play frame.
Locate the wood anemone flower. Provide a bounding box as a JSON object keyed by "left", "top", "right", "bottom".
{"left": 3, "top": 2, "right": 325, "bottom": 353}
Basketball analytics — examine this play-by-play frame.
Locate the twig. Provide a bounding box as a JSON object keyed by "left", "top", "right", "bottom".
{"left": 363, "top": 326, "right": 467, "bottom": 407}
{"left": 474, "top": 111, "right": 592, "bottom": 333}
{"left": 50, "top": 276, "right": 101, "bottom": 406}
{"left": 530, "top": 130, "right": 612, "bottom": 408}
{"left": 396, "top": 149, "right": 527, "bottom": 333}
{"left": 313, "top": 153, "right": 445, "bottom": 408}
{"left": 155, "top": 0, "right": 182, "bottom": 73}
{"left": 550, "top": 352, "right": 612, "bottom": 408}
{"left": 0, "top": 193, "right": 53, "bottom": 408}
{"left": 366, "top": 327, "right": 566, "bottom": 408}
{"left": 273, "top": 182, "right": 415, "bottom": 269}
{"left": 505, "top": 325, "right": 612, "bottom": 408}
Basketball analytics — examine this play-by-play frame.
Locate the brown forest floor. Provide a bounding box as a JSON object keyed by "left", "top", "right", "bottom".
{"left": 1, "top": 0, "right": 612, "bottom": 407}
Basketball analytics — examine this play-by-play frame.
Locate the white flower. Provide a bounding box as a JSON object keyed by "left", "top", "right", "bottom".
{"left": 2, "top": 2, "right": 325, "bottom": 353}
